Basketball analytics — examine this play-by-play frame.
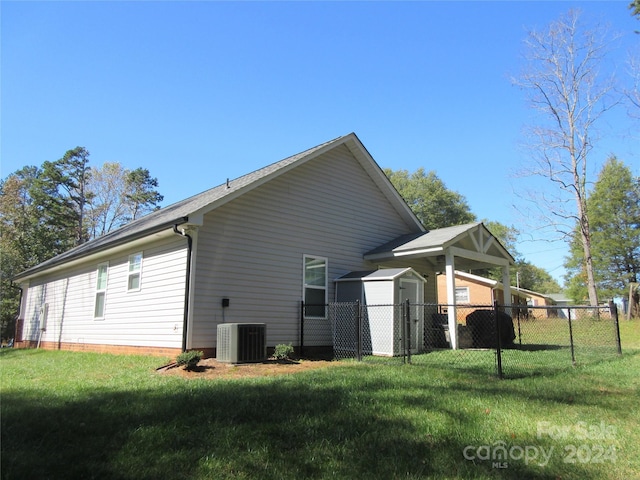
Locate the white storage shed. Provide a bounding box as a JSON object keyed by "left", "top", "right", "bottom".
{"left": 334, "top": 268, "right": 426, "bottom": 356}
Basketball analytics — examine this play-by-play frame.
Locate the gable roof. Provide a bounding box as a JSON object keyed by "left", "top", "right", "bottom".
{"left": 14, "top": 133, "right": 423, "bottom": 282}
{"left": 514, "top": 287, "right": 556, "bottom": 304}
{"left": 365, "top": 223, "right": 483, "bottom": 257}
{"left": 335, "top": 267, "right": 425, "bottom": 282}
{"left": 364, "top": 222, "right": 515, "bottom": 271}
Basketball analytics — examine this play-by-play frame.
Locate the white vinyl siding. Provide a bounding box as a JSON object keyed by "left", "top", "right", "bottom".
{"left": 127, "top": 252, "right": 142, "bottom": 291}
{"left": 191, "top": 143, "right": 422, "bottom": 348}
{"left": 94, "top": 263, "right": 108, "bottom": 319}
{"left": 19, "top": 236, "right": 187, "bottom": 348}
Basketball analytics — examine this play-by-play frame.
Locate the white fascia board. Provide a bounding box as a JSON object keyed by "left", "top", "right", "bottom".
{"left": 455, "top": 270, "right": 500, "bottom": 287}
{"left": 14, "top": 228, "right": 178, "bottom": 283}
{"left": 448, "top": 246, "right": 511, "bottom": 267}
{"left": 364, "top": 246, "right": 443, "bottom": 261}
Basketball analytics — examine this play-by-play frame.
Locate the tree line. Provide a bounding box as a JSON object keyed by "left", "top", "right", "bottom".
{"left": 0, "top": 147, "right": 163, "bottom": 340}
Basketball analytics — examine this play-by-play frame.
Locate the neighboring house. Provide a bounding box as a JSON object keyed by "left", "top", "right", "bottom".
{"left": 13, "top": 133, "right": 514, "bottom": 357}
{"left": 436, "top": 271, "right": 523, "bottom": 305}
{"left": 436, "top": 271, "right": 527, "bottom": 323}
{"left": 512, "top": 287, "right": 557, "bottom": 319}
{"left": 436, "top": 271, "right": 560, "bottom": 321}
{"left": 547, "top": 293, "right": 576, "bottom": 319}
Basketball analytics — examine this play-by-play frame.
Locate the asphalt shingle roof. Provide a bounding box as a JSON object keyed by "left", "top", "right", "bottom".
{"left": 14, "top": 135, "right": 350, "bottom": 280}
{"left": 364, "top": 222, "right": 482, "bottom": 256}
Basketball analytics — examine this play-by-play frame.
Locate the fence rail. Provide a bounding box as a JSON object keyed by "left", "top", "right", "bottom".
{"left": 301, "top": 301, "right": 622, "bottom": 379}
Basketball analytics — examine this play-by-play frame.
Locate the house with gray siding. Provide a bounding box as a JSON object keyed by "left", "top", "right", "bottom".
{"left": 13, "top": 133, "right": 514, "bottom": 357}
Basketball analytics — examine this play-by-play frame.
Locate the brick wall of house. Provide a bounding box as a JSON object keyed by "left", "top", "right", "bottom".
{"left": 436, "top": 274, "right": 500, "bottom": 305}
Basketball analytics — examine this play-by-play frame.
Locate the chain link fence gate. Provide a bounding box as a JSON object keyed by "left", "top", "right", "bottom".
{"left": 329, "top": 301, "right": 416, "bottom": 364}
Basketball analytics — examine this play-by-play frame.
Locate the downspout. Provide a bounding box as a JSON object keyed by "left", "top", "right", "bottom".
{"left": 173, "top": 225, "right": 193, "bottom": 352}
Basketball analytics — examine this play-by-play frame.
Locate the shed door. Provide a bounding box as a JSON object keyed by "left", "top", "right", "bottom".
{"left": 399, "top": 278, "right": 423, "bottom": 352}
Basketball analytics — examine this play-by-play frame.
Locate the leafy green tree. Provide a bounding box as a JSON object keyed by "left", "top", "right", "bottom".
{"left": 566, "top": 157, "right": 640, "bottom": 301}
{"left": 1, "top": 148, "right": 165, "bottom": 340}
{"left": 514, "top": 260, "right": 561, "bottom": 293}
{"left": 32, "top": 147, "right": 93, "bottom": 247}
{"left": 125, "top": 168, "right": 164, "bottom": 221}
{"left": 0, "top": 167, "right": 64, "bottom": 340}
{"left": 384, "top": 167, "right": 476, "bottom": 229}
{"left": 1, "top": 173, "right": 30, "bottom": 340}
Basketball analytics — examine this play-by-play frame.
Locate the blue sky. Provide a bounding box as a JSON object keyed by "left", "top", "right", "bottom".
{"left": 2, "top": 1, "right": 638, "bottom": 286}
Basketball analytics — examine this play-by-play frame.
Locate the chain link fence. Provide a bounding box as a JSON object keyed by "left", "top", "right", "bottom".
{"left": 503, "top": 303, "right": 622, "bottom": 377}
{"left": 301, "top": 301, "right": 623, "bottom": 378}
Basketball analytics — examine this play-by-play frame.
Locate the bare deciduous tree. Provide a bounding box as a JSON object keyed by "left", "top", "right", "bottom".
{"left": 86, "top": 162, "right": 164, "bottom": 239}
{"left": 86, "top": 162, "right": 130, "bottom": 238}
{"left": 514, "top": 10, "right": 620, "bottom": 306}
{"left": 626, "top": 50, "right": 640, "bottom": 117}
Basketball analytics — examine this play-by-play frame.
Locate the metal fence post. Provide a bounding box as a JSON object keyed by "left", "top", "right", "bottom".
{"left": 568, "top": 307, "right": 576, "bottom": 366}
{"left": 300, "top": 300, "right": 305, "bottom": 358}
{"left": 494, "top": 301, "right": 503, "bottom": 379}
{"left": 516, "top": 307, "right": 522, "bottom": 345}
{"left": 356, "top": 300, "right": 362, "bottom": 362}
{"left": 610, "top": 300, "right": 622, "bottom": 356}
{"left": 401, "top": 301, "right": 407, "bottom": 364}
{"left": 405, "top": 299, "right": 412, "bottom": 365}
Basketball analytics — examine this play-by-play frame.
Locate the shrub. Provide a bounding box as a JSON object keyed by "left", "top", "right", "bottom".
{"left": 272, "top": 343, "right": 294, "bottom": 360}
{"left": 176, "top": 350, "right": 203, "bottom": 370}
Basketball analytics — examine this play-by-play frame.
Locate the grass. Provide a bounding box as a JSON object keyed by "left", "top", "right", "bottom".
{"left": 1, "top": 319, "right": 639, "bottom": 480}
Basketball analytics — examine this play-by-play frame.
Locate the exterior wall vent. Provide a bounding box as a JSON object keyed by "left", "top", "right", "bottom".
{"left": 216, "top": 323, "right": 267, "bottom": 363}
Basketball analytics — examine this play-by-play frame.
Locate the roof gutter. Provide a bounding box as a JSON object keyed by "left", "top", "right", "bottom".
{"left": 13, "top": 217, "right": 190, "bottom": 282}
{"left": 173, "top": 224, "right": 193, "bottom": 352}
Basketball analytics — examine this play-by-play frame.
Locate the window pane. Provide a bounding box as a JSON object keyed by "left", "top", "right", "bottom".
{"left": 129, "top": 253, "right": 142, "bottom": 272}
{"left": 305, "top": 288, "right": 326, "bottom": 317}
{"left": 128, "top": 273, "right": 140, "bottom": 291}
{"left": 95, "top": 292, "right": 105, "bottom": 318}
{"left": 455, "top": 287, "right": 469, "bottom": 303}
{"left": 96, "top": 265, "right": 108, "bottom": 290}
{"left": 305, "top": 257, "right": 326, "bottom": 286}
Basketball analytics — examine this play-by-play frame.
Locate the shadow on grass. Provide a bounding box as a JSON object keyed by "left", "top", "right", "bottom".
{"left": 3, "top": 362, "right": 628, "bottom": 480}
{"left": 507, "top": 344, "right": 566, "bottom": 351}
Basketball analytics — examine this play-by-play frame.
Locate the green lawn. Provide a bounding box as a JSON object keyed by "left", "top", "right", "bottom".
{"left": 1, "top": 319, "right": 639, "bottom": 479}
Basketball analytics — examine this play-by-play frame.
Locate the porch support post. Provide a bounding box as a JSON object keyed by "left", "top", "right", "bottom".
{"left": 445, "top": 250, "right": 458, "bottom": 349}
{"left": 502, "top": 265, "right": 511, "bottom": 314}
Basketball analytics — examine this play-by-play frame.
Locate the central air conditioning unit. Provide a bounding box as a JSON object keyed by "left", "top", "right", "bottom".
{"left": 216, "top": 323, "right": 267, "bottom": 363}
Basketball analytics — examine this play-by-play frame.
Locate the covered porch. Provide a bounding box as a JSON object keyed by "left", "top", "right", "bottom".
{"left": 364, "top": 222, "right": 515, "bottom": 349}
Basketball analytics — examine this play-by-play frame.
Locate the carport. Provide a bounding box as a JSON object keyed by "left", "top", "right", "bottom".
{"left": 364, "top": 222, "right": 515, "bottom": 349}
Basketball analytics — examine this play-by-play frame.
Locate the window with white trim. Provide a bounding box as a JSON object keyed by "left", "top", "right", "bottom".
{"left": 94, "top": 263, "right": 108, "bottom": 319}
{"left": 303, "top": 255, "right": 327, "bottom": 318}
{"left": 455, "top": 286, "right": 470, "bottom": 303}
{"left": 127, "top": 252, "right": 143, "bottom": 291}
